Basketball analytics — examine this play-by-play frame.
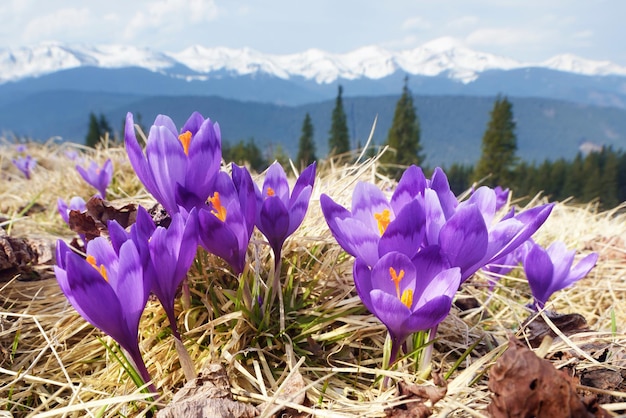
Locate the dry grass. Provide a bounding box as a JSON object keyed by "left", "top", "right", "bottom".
{"left": 0, "top": 138, "right": 625, "bottom": 417}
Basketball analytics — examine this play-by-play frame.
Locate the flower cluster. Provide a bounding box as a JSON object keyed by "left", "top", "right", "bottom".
{"left": 56, "top": 111, "right": 316, "bottom": 392}
{"left": 54, "top": 110, "right": 598, "bottom": 397}
{"left": 320, "top": 165, "right": 580, "bottom": 364}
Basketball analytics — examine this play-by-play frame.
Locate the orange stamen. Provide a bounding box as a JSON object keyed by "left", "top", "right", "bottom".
{"left": 86, "top": 255, "right": 108, "bottom": 281}
{"left": 208, "top": 191, "right": 227, "bottom": 221}
{"left": 266, "top": 187, "right": 275, "bottom": 197}
{"left": 374, "top": 209, "right": 391, "bottom": 235}
{"left": 389, "top": 267, "right": 405, "bottom": 299}
{"left": 178, "top": 131, "right": 192, "bottom": 155}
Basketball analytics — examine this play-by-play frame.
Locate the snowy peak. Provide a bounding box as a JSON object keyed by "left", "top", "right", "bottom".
{"left": 1, "top": 38, "right": 625, "bottom": 85}
{"left": 542, "top": 53, "right": 626, "bottom": 77}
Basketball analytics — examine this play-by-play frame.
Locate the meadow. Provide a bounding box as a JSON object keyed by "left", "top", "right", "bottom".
{"left": 0, "top": 136, "right": 624, "bottom": 417}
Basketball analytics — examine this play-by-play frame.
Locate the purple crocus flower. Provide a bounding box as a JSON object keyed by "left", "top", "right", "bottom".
{"left": 255, "top": 162, "right": 316, "bottom": 260}
{"left": 353, "top": 249, "right": 461, "bottom": 364}
{"left": 147, "top": 209, "right": 198, "bottom": 339}
{"left": 523, "top": 241, "right": 598, "bottom": 309}
{"left": 436, "top": 186, "right": 555, "bottom": 282}
{"left": 57, "top": 196, "right": 87, "bottom": 225}
{"left": 12, "top": 155, "right": 37, "bottom": 179}
{"left": 321, "top": 181, "right": 426, "bottom": 267}
{"left": 125, "top": 112, "right": 222, "bottom": 214}
{"left": 54, "top": 235, "right": 155, "bottom": 393}
{"left": 76, "top": 159, "right": 113, "bottom": 199}
{"left": 197, "top": 164, "right": 256, "bottom": 274}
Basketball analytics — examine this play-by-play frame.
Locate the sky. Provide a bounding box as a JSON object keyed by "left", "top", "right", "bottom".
{"left": 0, "top": 0, "right": 624, "bottom": 66}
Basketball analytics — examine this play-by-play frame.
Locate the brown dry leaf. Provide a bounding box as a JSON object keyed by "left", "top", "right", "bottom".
{"left": 68, "top": 197, "right": 138, "bottom": 243}
{"left": 385, "top": 373, "right": 447, "bottom": 418}
{"left": 487, "top": 335, "right": 610, "bottom": 418}
{"left": 521, "top": 311, "right": 591, "bottom": 348}
{"left": 68, "top": 209, "right": 101, "bottom": 241}
{"left": 258, "top": 368, "right": 308, "bottom": 417}
{"left": 157, "top": 363, "right": 258, "bottom": 418}
{"left": 85, "top": 196, "right": 137, "bottom": 230}
{"left": 0, "top": 229, "right": 54, "bottom": 280}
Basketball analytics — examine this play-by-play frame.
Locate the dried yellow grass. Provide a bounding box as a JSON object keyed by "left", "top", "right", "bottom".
{"left": 0, "top": 138, "right": 624, "bottom": 417}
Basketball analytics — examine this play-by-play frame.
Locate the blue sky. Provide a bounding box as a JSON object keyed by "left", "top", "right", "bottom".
{"left": 0, "top": 0, "right": 624, "bottom": 65}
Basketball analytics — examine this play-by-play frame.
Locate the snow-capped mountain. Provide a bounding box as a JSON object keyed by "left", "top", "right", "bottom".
{"left": 2, "top": 37, "right": 626, "bottom": 85}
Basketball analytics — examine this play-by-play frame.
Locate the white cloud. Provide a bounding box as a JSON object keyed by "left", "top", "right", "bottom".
{"left": 445, "top": 15, "right": 479, "bottom": 30}
{"left": 401, "top": 16, "right": 431, "bottom": 31}
{"left": 465, "top": 27, "right": 546, "bottom": 47}
{"left": 124, "top": 0, "right": 219, "bottom": 41}
{"left": 22, "top": 8, "right": 91, "bottom": 43}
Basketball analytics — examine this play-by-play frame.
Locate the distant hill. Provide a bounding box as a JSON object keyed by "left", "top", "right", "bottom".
{"left": 1, "top": 90, "right": 625, "bottom": 167}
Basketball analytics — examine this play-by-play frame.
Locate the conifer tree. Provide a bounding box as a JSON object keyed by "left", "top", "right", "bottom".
{"left": 380, "top": 76, "right": 423, "bottom": 179}
{"left": 85, "top": 112, "right": 114, "bottom": 148}
{"left": 473, "top": 96, "right": 518, "bottom": 187}
{"left": 296, "top": 113, "right": 316, "bottom": 168}
{"left": 327, "top": 85, "right": 350, "bottom": 157}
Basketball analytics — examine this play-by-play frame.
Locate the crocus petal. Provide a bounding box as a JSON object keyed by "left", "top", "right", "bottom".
{"left": 369, "top": 290, "right": 412, "bottom": 341}
{"left": 263, "top": 162, "right": 290, "bottom": 202}
{"left": 351, "top": 182, "right": 392, "bottom": 231}
{"left": 333, "top": 217, "right": 381, "bottom": 266}
{"left": 287, "top": 184, "right": 313, "bottom": 236}
{"left": 546, "top": 242, "right": 576, "bottom": 285}
{"left": 185, "top": 118, "right": 221, "bottom": 198}
{"left": 125, "top": 113, "right": 164, "bottom": 206}
{"left": 108, "top": 219, "right": 130, "bottom": 254}
{"left": 429, "top": 167, "right": 458, "bottom": 220}
{"left": 290, "top": 162, "right": 316, "bottom": 207}
{"left": 390, "top": 165, "right": 426, "bottom": 213}
{"left": 353, "top": 257, "right": 375, "bottom": 313}
{"left": 63, "top": 250, "right": 132, "bottom": 349}
{"left": 439, "top": 204, "right": 488, "bottom": 276}
{"left": 524, "top": 243, "right": 555, "bottom": 307}
{"left": 421, "top": 189, "right": 446, "bottom": 246}
{"left": 378, "top": 199, "right": 425, "bottom": 259}
{"left": 259, "top": 197, "right": 290, "bottom": 254}
{"left": 181, "top": 111, "right": 205, "bottom": 136}
{"left": 321, "top": 194, "right": 380, "bottom": 263}
{"left": 145, "top": 125, "right": 188, "bottom": 213}
{"left": 461, "top": 186, "right": 496, "bottom": 226}
{"left": 567, "top": 252, "right": 598, "bottom": 282}
{"left": 198, "top": 208, "right": 246, "bottom": 274}
{"left": 115, "top": 241, "right": 149, "bottom": 333}
{"left": 403, "top": 295, "right": 455, "bottom": 332}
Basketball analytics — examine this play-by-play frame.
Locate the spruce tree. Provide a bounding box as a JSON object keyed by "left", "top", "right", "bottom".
{"left": 327, "top": 85, "right": 350, "bottom": 157}
{"left": 85, "top": 113, "right": 101, "bottom": 148}
{"left": 473, "top": 96, "right": 518, "bottom": 187}
{"left": 296, "top": 113, "right": 316, "bottom": 168}
{"left": 85, "top": 112, "right": 114, "bottom": 148}
{"left": 380, "top": 77, "right": 423, "bottom": 179}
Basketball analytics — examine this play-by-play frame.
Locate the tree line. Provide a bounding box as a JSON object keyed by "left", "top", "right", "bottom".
{"left": 84, "top": 79, "right": 625, "bottom": 208}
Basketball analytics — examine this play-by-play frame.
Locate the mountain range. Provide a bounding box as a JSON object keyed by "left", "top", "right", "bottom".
{"left": 1, "top": 38, "right": 626, "bottom": 166}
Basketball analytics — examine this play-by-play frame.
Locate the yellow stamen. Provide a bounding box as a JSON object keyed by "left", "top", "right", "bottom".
{"left": 208, "top": 191, "right": 227, "bottom": 221}
{"left": 266, "top": 187, "right": 275, "bottom": 197}
{"left": 86, "top": 255, "right": 108, "bottom": 282}
{"left": 400, "top": 289, "right": 413, "bottom": 309}
{"left": 374, "top": 209, "right": 391, "bottom": 235}
{"left": 389, "top": 267, "right": 405, "bottom": 299}
{"left": 178, "top": 131, "right": 192, "bottom": 155}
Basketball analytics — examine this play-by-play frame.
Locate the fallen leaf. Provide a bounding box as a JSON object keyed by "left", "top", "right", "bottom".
{"left": 385, "top": 373, "right": 447, "bottom": 418}
{"left": 487, "top": 335, "right": 610, "bottom": 418}
{"left": 257, "top": 369, "right": 308, "bottom": 417}
{"left": 521, "top": 311, "right": 591, "bottom": 348}
{"left": 157, "top": 363, "right": 258, "bottom": 418}
{"left": 85, "top": 196, "right": 137, "bottom": 230}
